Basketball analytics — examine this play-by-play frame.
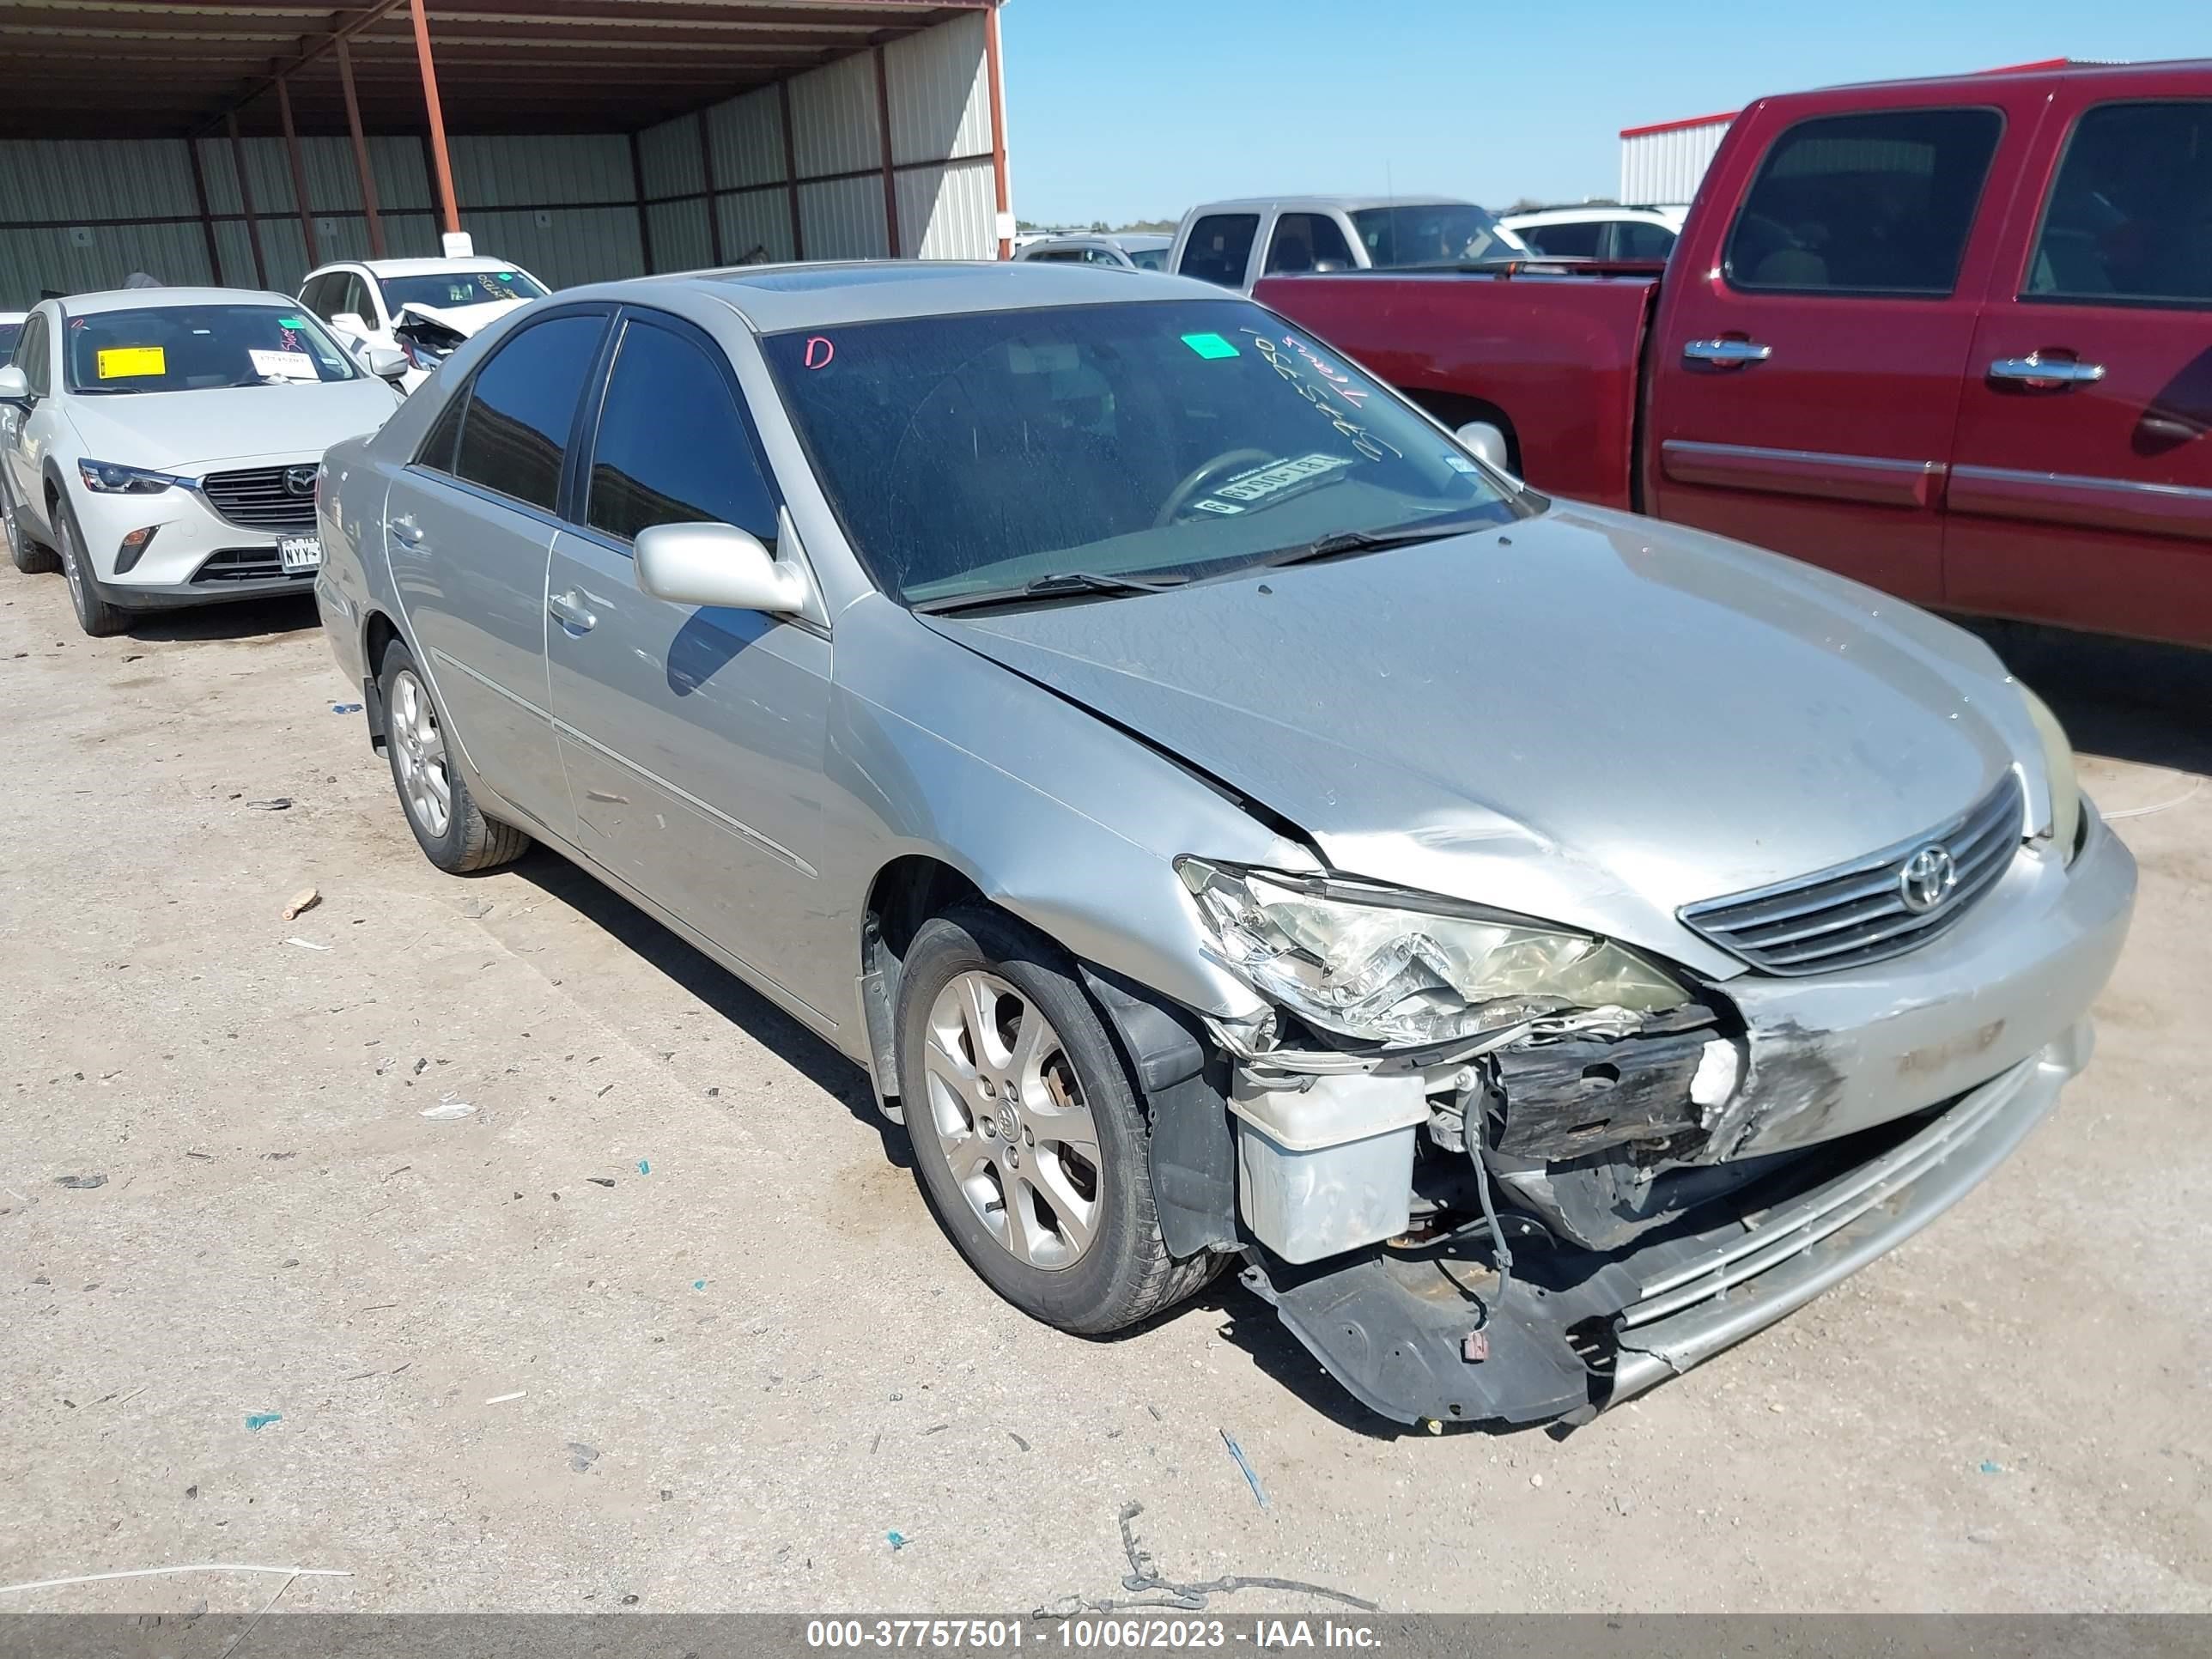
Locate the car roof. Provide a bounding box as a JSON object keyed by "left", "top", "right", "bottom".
{"left": 1022, "top": 232, "right": 1170, "bottom": 252}
{"left": 310, "top": 257, "right": 529, "bottom": 277}
{"left": 553, "top": 259, "right": 1229, "bottom": 331}
{"left": 1503, "top": 205, "right": 1686, "bottom": 226}
{"left": 52, "top": 286, "right": 297, "bottom": 317}
{"left": 1184, "top": 195, "right": 1473, "bottom": 216}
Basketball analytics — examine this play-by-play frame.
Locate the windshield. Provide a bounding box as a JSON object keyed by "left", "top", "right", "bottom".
{"left": 1124, "top": 246, "right": 1168, "bottom": 270}
{"left": 1352, "top": 204, "right": 1526, "bottom": 268}
{"left": 762, "top": 298, "right": 1525, "bottom": 608}
{"left": 379, "top": 270, "right": 546, "bottom": 311}
{"left": 63, "top": 304, "right": 360, "bottom": 394}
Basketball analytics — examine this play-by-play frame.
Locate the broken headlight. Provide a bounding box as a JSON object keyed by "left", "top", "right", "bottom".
{"left": 1176, "top": 859, "right": 1688, "bottom": 1048}
{"left": 2020, "top": 684, "right": 2081, "bottom": 861}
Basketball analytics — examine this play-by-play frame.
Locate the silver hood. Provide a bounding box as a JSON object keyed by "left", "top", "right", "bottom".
{"left": 929, "top": 502, "right": 2040, "bottom": 970}
{"left": 64, "top": 377, "right": 398, "bottom": 473}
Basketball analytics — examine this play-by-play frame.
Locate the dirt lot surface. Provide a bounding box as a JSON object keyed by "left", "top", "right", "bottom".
{"left": 3, "top": 571, "right": 2207, "bottom": 1617}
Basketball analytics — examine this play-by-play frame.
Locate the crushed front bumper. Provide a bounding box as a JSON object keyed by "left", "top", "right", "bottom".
{"left": 1241, "top": 1019, "right": 2093, "bottom": 1429}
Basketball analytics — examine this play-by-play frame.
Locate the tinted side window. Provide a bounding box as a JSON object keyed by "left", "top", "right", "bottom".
{"left": 16, "top": 313, "right": 49, "bottom": 395}
{"left": 1178, "top": 214, "right": 1260, "bottom": 287}
{"left": 416, "top": 390, "right": 465, "bottom": 474}
{"left": 586, "top": 319, "right": 776, "bottom": 544}
{"left": 1522, "top": 220, "right": 1603, "bottom": 258}
{"left": 343, "top": 275, "right": 376, "bottom": 324}
{"left": 453, "top": 313, "right": 604, "bottom": 511}
{"left": 1725, "top": 107, "right": 2002, "bottom": 295}
{"left": 299, "top": 275, "right": 331, "bottom": 319}
{"left": 1616, "top": 220, "right": 1678, "bottom": 261}
{"left": 1265, "top": 212, "right": 1355, "bottom": 273}
{"left": 2027, "top": 100, "right": 2212, "bottom": 307}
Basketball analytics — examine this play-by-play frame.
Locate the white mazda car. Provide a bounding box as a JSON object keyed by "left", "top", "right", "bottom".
{"left": 0, "top": 287, "right": 404, "bottom": 635}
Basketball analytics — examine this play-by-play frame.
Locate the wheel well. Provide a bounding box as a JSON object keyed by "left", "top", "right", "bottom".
{"left": 859, "top": 855, "right": 985, "bottom": 1105}
{"left": 361, "top": 611, "right": 401, "bottom": 747}
{"left": 1404, "top": 388, "right": 1522, "bottom": 475}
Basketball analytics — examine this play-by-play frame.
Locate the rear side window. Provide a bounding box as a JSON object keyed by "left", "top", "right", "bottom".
{"left": 1521, "top": 220, "right": 1603, "bottom": 258}
{"left": 1725, "top": 107, "right": 2002, "bottom": 295}
{"left": 1265, "top": 212, "right": 1356, "bottom": 274}
{"left": 2027, "top": 100, "right": 2212, "bottom": 307}
{"left": 452, "top": 312, "right": 605, "bottom": 512}
{"left": 1178, "top": 214, "right": 1259, "bottom": 287}
{"left": 585, "top": 318, "right": 777, "bottom": 544}
{"left": 1615, "top": 220, "right": 1678, "bottom": 261}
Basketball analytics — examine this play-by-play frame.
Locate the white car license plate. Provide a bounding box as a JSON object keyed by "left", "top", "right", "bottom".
{"left": 279, "top": 535, "right": 323, "bottom": 572}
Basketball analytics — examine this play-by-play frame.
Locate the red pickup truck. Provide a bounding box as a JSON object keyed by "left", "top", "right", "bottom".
{"left": 1257, "top": 60, "right": 2212, "bottom": 648}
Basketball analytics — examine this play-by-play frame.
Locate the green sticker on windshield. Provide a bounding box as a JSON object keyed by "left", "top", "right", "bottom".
{"left": 1181, "top": 331, "right": 1240, "bottom": 360}
{"left": 278, "top": 316, "right": 307, "bottom": 328}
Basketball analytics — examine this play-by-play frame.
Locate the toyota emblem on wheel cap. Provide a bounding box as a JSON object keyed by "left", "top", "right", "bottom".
{"left": 1898, "top": 843, "right": 1959, "bottom": 913}
{"left": 284, "top": 465, "right": 319, "bottom": 496}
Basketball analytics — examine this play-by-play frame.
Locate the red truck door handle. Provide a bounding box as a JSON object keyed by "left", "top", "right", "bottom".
{"left": 1682, "top": 337, "right": 1772, "bottom": 367}
{"left": 1988, "top": 353, "right": 2106, "bottom": 389}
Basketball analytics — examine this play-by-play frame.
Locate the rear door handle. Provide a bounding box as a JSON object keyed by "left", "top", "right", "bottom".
{"left": 1988, "top": 354, "right": 2106, "bottom": 387}
{"left": 1682, "top": 337, "right": 1772, "bottom": 366}
{"left": 389, "top": 515, "right": 426, "bottom": 550}
{"left": 547, "top": 588, "right": 597, "bottom": 632}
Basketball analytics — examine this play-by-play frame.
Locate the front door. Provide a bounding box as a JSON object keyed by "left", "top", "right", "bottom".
{"left": 3, "top": 311, "right": 54, "bottom": 532}
{"left": 387, "top": 307, "right": 609, "bottom": 836}
{"left": 1648, "top": 100, "right": 2021, "bottom": 604}
{"left": 1944, "top": 88, "right": 2212, "bottom": 647}
{"left": 544, "top": 310, "right": 839, "bottom": 1027}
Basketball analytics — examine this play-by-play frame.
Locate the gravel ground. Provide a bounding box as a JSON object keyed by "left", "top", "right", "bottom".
{"left": 1, "top": 571, "right": 2206, "bottom": 1616}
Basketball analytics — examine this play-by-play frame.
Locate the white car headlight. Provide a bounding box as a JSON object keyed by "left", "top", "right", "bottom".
{"left": 2020, "top": 684, "right": 2081, "bottom": 861}
{"left": 78, "top": 459, "right": 193, "bottom": 495}
{"left": 1177, "top": 859, "right": 1688, "bottom": 1048}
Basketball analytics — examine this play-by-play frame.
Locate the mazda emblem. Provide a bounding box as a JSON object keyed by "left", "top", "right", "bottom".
{"left": 1898, "top": 844, "right": 1959, "bottom": 914}
{"left": 285, "top": 465, "right": 319, "bottom": 496}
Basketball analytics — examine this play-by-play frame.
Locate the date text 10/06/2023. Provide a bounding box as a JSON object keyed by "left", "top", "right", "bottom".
{"left": 805, "top": 1619, "right": 1383, "bottom": 1650}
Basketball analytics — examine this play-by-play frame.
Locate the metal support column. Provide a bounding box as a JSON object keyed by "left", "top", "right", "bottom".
{"left": 409, "top": 0, "right": 462, "bottom": 238}
{"left": 276, "top": 76, "right": 321, "bottom": 269}
{"left": 334, "top": 37, "right": 386, "bottom": 258}
{"left": 872, "top": 46, "right": 901, "bottom": 258}
{"left": 985, "top": 2, "right": 1012, "bottom": 259}
{"left": 225, "top": 112, "right": 268, "bottom": 287}
{"left": 779, "top": 78, "right": 805, "bottom": 260}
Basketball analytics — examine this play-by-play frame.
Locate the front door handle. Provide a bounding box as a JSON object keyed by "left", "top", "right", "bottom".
{"left": 1988, "top": 353, "right": 2106, "bottom": 388}
{"left": 547, "top": 588, "right": 597, "bottom": 632}
{"left": 389, "top": 514, "right": 426, "bottom": 550}
{"left": 1683, "top": 337, "right": 1772, "bottom": 367}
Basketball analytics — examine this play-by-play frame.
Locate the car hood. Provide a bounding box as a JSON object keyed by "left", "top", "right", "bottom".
{"left": 64, "top": 378, "right": 398, "bottom": 472}
{"left": 396, "top": 298, "right": 526, "bottom": 336}
{"left": 925, "top": 501, "right": 2037, "bottom": 967}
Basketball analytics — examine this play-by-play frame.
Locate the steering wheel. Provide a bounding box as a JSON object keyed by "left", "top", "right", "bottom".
{"left": 1155, "top": 448, "right": 1274, "bottom": 526}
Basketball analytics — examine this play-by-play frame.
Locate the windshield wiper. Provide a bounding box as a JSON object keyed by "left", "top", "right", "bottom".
{"left": 912, "top": 569, "right": 1188, "bottom": 616}
{"left": 1255, "top": 516, "right": 1493, "bottom": 571}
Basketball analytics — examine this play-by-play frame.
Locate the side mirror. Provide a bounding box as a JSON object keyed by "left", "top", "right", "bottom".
{"left": 634, "top": 521, "right": 806, "bottom": 615}
{"left": 364, "top": 346, "right": 409, "bottom": 382}
{"left": 331, "top": 312, "right": 369, "bottom": 337}
{"left": 1455, "top": 420, "right": 1515, "bottom": 477}
{"left": 0, "top": 364, "right": 29, "bottom": 407}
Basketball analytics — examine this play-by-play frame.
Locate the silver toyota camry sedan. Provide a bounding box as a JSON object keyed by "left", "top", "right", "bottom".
{"left": 314, "top": 261, "right": 2134, "bottom": 1429}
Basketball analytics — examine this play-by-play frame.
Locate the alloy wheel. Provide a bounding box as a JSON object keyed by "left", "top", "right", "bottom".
{"left": 389, "top": 667, "right": 453, "bottom": 838}
{"left": 922, "top": 970, "right": 1103, "bottom": 1271}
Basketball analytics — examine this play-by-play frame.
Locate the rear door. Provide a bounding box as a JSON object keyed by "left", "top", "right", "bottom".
{"left": 1648, "top": 91, "right": 2038, "bottom": 603}
{"left": 389, "top": 306, "right": 609, "bottom": 836}
{"left": 1944, "top": 83, "right": 2212, "bottom": 646}
{"left": 544, "top": 307, "right": 838, "bottom": 1024}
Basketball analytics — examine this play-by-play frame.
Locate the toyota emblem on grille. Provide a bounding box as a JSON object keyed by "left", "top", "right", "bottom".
{"left": 284, "top": 465, "right": 319, "bottom": 496}
{"left": 1898, "top": 843, "right": 1959, "bottom": 914}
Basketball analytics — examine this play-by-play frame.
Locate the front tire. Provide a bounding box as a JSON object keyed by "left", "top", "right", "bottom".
{"left": 896, "top": 905, "right": 1217, "bottom": 1334}
{"left": 377, "top": 637, "right": 530, "bottom": 873}
{"left": 53, "top": 498, "right": 127, "bottom": 636}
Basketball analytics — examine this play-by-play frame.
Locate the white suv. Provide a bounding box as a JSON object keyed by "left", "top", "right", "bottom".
{"left": 1498, "top": 204, "right": 1686, "bottom": 263}
{"left": 298, "top": 257, "right": 548, "bottom": 392}
{"left": 0, "top": 287, "right": 403, "bottom": 635}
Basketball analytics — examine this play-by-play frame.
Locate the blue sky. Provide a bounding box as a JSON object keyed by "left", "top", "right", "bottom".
{"left": 999, "top": 0, "right": 2210, "bottom": 223}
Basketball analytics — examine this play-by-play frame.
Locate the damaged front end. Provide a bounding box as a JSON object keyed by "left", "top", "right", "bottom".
{"left": 1167, "top": 856, "right": 2087, "bottom": 1429}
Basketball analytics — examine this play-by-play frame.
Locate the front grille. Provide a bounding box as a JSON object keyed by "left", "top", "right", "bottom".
{"left": 1680, "top": 772, "right": 2025, "bottom": 975}
{"left": 192, "top": 547, "right": 311, "bottom": 586}
{"left": 201, "top": 465, "right": 317, "bottom": 532}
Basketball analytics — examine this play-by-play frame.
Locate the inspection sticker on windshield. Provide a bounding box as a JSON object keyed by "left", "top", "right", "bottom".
{"left": 277, "top": 316, "right": 307, "bottom": 330}
{"left": 96, "top": 346, "right": 165, "bottom": 379}
{"left": 1181, "top": 331, "right": 1241, "bottom": 360}
{"left": 1442, "top": 453, "right": 1480, "bottom": 473}
{"left": 1201, "top": 452, "right": 1356, "bottom": 512}
{"left": 248, "top": 348, "right": 318, "bottom": 382}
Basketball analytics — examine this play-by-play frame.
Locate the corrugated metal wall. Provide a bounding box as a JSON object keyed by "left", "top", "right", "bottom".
{"left": 1620, "top": 121, "right": 1732, "bottom": 204}
{"left": 0, "top": 12, "right": 1000, "bottom": 307}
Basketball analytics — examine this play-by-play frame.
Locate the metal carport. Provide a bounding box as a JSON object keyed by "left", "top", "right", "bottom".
{"left": 0, "top": 0, "right": 1013, "bottom": 307}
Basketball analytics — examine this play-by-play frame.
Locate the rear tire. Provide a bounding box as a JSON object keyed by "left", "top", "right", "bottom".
{"left": 896, "top": 903, "right": 1218, "bottom": 1335}
{"left": 5, "top": 484, "right": 58, "bottom": 574}
{"left": 54, "top": 496, "right": 128, "bottom": 636}
{"left": 376, "top": 636, "right": 530, "bottom": 873}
